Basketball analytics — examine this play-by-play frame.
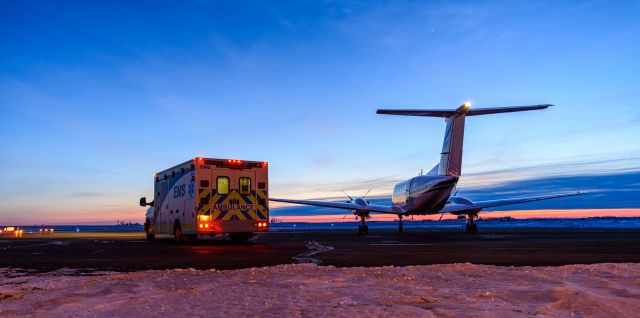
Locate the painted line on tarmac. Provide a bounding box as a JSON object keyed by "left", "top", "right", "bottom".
{"left": 292, "top": 241, "right": 334, "bottom": 265}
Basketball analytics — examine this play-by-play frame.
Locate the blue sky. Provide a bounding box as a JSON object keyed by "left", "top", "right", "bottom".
{"left": 1, "top": 1, "right": 639, "bottom": 224}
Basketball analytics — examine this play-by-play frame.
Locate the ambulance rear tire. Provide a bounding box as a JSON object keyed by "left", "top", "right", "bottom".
{"left": 145, "top": 220, "right": 155, "bottom": 241}
{"left": 173, "top": 221, "right": 184, "bottom": 243}
{"left": 229, "top": 232, "right": 252, "bottom": 244}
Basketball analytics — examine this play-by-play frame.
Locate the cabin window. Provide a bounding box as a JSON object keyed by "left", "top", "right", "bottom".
{"left": 239, "top": 177, "right": 251, "bottom": 195}
{"left": 217, "top": 176, "right": 230, "bottom": 195}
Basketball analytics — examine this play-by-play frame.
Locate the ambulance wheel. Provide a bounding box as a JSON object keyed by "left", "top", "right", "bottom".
{"left": 173, "top": 221, "right": 184, "bottom": 243}
{"left": 229, "top": 232, "right": 252, "bottom": 244}
{"left": 144, "top": 220, "right": 155, "bottom": 241}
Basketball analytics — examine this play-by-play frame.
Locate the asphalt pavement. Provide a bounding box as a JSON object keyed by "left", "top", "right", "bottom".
{"left": 2, "top": 228, "right": 640, "bottom": 273}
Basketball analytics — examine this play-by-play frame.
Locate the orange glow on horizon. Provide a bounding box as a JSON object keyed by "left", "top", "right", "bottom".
{"left": 271, "top": 209, "right": 640, "bottom": 223}
{"left": 3, "top": 208, "right": 639, "bottom": 226}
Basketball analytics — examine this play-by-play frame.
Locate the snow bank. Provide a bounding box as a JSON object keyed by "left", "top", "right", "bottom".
{"left": 1, "top": 263, "right": 639, "bottom": 317}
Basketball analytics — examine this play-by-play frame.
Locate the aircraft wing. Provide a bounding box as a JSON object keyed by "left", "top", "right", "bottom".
{"left": 270, "top": 198, "right": 405, "bottom": 214}
{"left": 438, "top": 192, "right": 585, "bottom": 215}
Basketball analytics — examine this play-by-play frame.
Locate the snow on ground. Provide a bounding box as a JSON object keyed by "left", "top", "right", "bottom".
{"left": 1, "top": 263, "right": 640, "bottom": 317}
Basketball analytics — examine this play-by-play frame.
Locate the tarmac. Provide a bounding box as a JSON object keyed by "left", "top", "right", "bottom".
{"left": 2, "top": 227, "right": 640, "bottom": 273}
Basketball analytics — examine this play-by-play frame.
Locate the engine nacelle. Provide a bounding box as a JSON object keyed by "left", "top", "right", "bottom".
{"left": 448, "top": 196, "right": 474, "bottom": 205}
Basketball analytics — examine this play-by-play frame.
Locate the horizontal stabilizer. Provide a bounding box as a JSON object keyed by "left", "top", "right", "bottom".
{"left": 377, "top": 103, "right": 552, "bottom": 177}
{"left": 377, "top": 104, "right": 552, "bottom": 118}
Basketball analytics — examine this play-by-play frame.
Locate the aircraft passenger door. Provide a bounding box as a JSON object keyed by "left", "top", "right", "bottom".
{"left": 406, "top": 179, "right": 414, "bottom": 209}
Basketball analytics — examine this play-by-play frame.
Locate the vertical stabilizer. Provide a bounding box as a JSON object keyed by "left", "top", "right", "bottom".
{"left": 376, "top": 103, "right": 551, "bottom": 177}
{"left": 438, "top": 107, "right": 467, "bottom": 176}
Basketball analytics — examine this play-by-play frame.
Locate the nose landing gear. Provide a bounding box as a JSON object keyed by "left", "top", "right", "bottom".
{"left": 398, "top": 215, "right": 404, "bottom": 233}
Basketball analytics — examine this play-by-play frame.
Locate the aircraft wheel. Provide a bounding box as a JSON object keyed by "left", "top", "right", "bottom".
{"left": 358, "top": 225, "right": 369, "bottom": 235}
{"left": 465, "top": 223, "right": 473, "bottom": 234}
{"left": 399, "top": 222, "right": 404, "bottom": 233}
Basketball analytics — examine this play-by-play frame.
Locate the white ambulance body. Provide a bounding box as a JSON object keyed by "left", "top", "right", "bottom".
{"left": 140, "top": 157, "right": 269, "bottom": 243}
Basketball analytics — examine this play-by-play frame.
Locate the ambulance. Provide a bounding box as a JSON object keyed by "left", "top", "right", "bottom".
{"left": 140, "top": 157, "right": 269, "bottom": 243}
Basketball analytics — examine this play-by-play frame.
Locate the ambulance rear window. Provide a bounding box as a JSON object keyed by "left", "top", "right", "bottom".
{"left": 217, "top": 177, "right": 229, "bottom": 195}
{"left": 239, "top": 177, "right": 251, "bottom": 195}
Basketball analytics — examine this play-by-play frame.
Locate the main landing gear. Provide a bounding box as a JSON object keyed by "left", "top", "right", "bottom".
{"left": 465, "top": 214, "right": 478, "bottom": 233}
{"left": 358, "top": 214, "right": 369, "bottom": 235}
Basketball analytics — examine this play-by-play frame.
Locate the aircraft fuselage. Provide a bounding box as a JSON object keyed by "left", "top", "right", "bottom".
{"left": 391, "top": 175, "right": 458, "bottom": 214}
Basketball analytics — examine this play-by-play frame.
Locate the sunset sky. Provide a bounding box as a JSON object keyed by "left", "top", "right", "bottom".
{"left": 1, "top": 1, "right": 639, "bottom": 224}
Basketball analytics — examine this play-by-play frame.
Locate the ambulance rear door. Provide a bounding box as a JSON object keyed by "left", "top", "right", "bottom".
{"left": 233, "top": 169, "right": 257, "bottom": 221}
{"left": 210, "top": 168, "right": 257, "bottom": 221}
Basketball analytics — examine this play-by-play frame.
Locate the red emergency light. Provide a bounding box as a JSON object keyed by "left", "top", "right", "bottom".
{"left": 198, "top": 223, "right": 212, "bottom": 231}
{"left": 255, "top": 222, "right": 268, "bottom": 229}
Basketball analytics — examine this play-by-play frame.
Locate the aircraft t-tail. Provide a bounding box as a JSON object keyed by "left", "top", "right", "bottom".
{"left": 271, "top": 103, "right": 583, "bottom": 234}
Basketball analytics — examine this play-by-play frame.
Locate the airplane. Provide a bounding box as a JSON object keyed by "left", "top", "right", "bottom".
{"left": 271, "top": 102, "right": 583, "bottom": 234}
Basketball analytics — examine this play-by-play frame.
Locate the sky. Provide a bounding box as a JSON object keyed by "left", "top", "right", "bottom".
{"left": 1, "top": 0, "right": 639, "bottom": 224}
